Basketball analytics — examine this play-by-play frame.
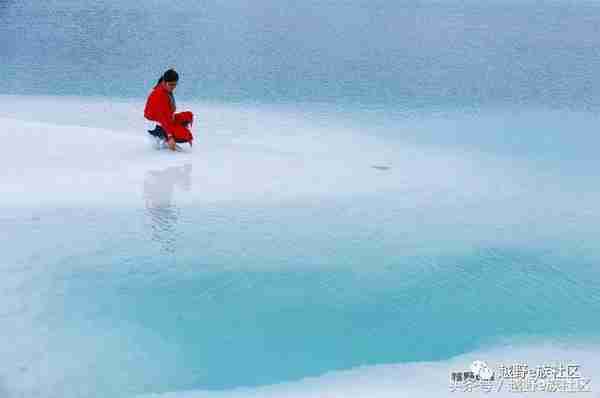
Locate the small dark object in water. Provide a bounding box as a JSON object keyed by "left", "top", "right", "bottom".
{"left": 372, "top": 165, "right": 391, "bottom": 171}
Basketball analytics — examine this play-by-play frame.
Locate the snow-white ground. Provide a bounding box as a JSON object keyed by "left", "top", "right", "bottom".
{"left": 1, "top": 95, "right": 521, "bottom": 209}
{"left": 140, "top": 341, "right": 600, "bottom": 398}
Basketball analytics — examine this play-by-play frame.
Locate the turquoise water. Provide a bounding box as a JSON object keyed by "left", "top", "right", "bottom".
{"left": 4, "top": 142, "right": 600, "bottom": 396}
{"left": 6, "top": 198, "right": 600, "bottom": 395}
{"left": 2, "top": 1, "right": 600, "bottom": 397}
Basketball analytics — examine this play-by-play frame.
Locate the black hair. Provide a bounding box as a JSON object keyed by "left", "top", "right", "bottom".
{"left": 155, "top": 69, "right": 179, "bottom": 87}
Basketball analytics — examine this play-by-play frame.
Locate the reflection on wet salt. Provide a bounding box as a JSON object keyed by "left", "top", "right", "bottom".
{"left": 143, "top": 164, "right": 192, "bottom": 253}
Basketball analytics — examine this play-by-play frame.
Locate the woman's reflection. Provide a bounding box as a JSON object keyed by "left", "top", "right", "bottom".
{"left": 143, "top": 164, "right": 192, "bottom": 252}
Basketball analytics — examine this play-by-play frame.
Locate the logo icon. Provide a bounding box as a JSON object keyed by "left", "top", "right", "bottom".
{"left": 470, "top": 360, "right": 494, "bottom": 380}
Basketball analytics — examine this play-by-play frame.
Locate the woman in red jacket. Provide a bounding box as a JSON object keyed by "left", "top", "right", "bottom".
{"left": 144, "top": 69, "right": 194, "bottom": 151}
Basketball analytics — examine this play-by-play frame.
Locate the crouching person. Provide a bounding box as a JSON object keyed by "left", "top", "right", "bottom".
{"left": 144, "top": 68, "right": 194, "bottom": 151}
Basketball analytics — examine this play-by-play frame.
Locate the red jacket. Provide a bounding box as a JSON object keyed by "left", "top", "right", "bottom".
{"left": 144, "top": 84, "right": 177, "bottom": 134}
{"left": 144, "top": 85, "right": 194, "bottom": 142}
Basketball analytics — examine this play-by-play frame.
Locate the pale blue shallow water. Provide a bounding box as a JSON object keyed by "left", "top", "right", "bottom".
{"left": 2, "top": 0, "right": 600, "bottom": 109}
{"left": 2, "top": 1, "right": 600, "bottom": 397}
